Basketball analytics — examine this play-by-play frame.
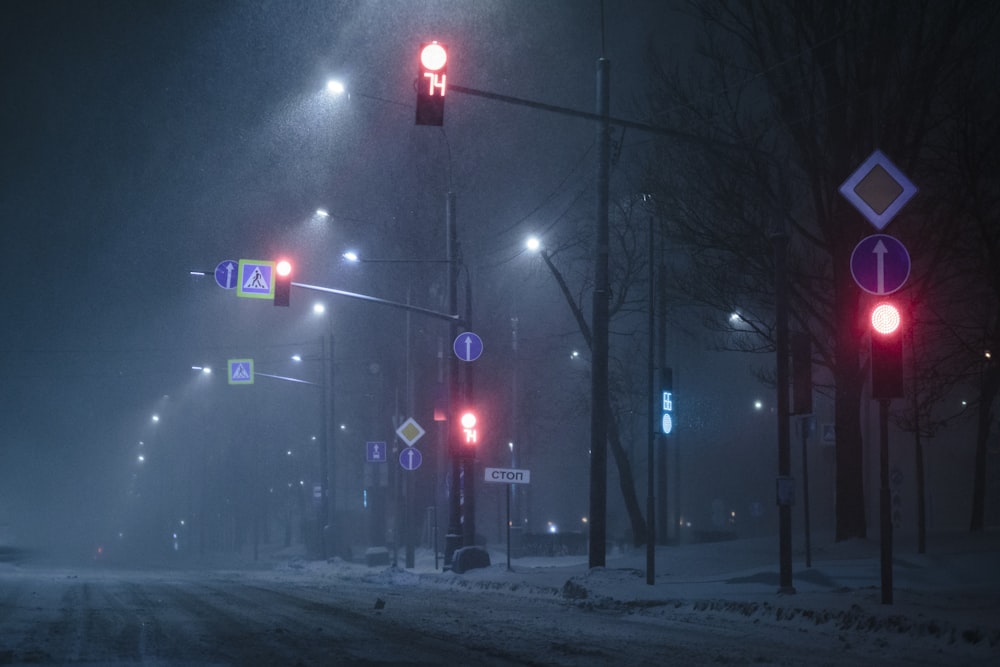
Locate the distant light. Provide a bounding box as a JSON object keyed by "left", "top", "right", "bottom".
{"left": 286, "top": 450, "right": 293, "bottom": 456}
{"left": 316, "top": 208, "right": 330, "bottom": 218}
{"left": 570, "top": 350, "right": 580, "bottom": 360}
{"left": 189, "top": 271, "right": 206, "bottom": 276}
{"left": 326, "top": 80, "right": 345, "bottom": 95}
{"left": 986, "top": 350, "right": 992, "bottom": 359}
{"left": 313, "top": 303, "right": 326, "bottom": 315}
{"left": 753, "top": 400, "right": 763, "bottom": 411}
{"left": 151, "top": 414, "right": 160, "bottom": 423}
{"left": 508, "top": 441, "right": 514, "bottom": 452}
{"left": 547, "top": 521, "right": 558, "bottom": 534}
{"left": 340, "top": 424, "right": 346, "bottom": 430}
{"left": 343, "top": 251, "right": 359, "bottom": 262}
{"left": 525, "top": 236, "right": 541, "bottom": 252}
{"left": 137, "top": 454, "right": 145, "bottom": 463}
{"left": 202, "top": 366, "right": 211, "bottom": 374}
{"left": 291, "top": 354, "right": 302, "bottom": 362}
{"left": 730, "top": 312, "right": 741, "bottom": 323}
{"left": 581, "top": 516, "right": 588, "bottom": 524}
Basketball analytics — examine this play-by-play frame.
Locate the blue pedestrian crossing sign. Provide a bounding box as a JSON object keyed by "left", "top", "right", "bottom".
{"left": 228, "top": 359, "right": 254, "bottom": 385}
{"left": 366, "top": 441, "right": 387, "bottom": 463}
{"left": 237, "top": 259, "right": 275, "bottom": 299}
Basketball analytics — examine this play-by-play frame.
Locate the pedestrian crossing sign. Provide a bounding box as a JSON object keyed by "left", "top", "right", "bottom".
{"left": 228, "top": 359, "right": 254, "bottom": 385}
{"left": 236, "top": 259, "right": 275, "bottom": 299}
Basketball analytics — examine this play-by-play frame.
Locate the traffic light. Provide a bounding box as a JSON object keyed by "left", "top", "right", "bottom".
{"left": 273, "top": 259, "right": 291, "bottom": 307}
{"left": 658, "top": 367, "right": 674, "bottom": 435}
{"left": 416, "top": 41, "right": 447, "bottom": 126}
{"left": 870, "top": 302, "right": 903, "bottom": 398}
{"left": 459, "top": 410, "right": 477, "bottom": 446}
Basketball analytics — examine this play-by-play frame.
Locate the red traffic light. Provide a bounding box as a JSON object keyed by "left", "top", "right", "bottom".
{"left": 871, "top": 303, "right": 901, "bottom": 335}
{"left": 420, "top": 42, "right": 447, "bottom": 72}
{"left": 416, "top": 41, "right": 447, "bottom": 126}
{"left": 870, "top": 302, "right": 903, "bottom": 398}
{"left": 460, "top": 411, "right": 477, "bottom": 445}
{"left": 273, "top": 259, "right": 292, "bottom": 307}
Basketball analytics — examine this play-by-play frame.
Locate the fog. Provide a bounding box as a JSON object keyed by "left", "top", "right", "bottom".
{"left": 0, "top": 0, "right": 992, "bottom": 569}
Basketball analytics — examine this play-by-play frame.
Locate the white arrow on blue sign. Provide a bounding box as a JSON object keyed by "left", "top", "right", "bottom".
{"left": 214, "top": 260, "right": 238, "bottom": 289}
{"left": 850, "top": 234, "right": 910, "bottom": 296}
{"left": 399, "top": 446, "right": 422, "bottom": 471}
{"left": 453, "top": 332, "right": 484, "bottom": 362}
{"left": 366, "top": 441, "right": 387, "bottom": 463}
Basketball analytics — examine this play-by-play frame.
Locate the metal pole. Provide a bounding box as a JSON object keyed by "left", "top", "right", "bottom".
{"left": 879, "top": 398, "right": 894, "bottom": 604}
{"left": 506, "top": 483, "right": 512, "bottom": 571}
{"left": 646, "top": 214, "right": 656, "bottom": 585}
{"left": 589, "top": 56, "right": 611, "bottom": 569}
{"left": 462, "top": 267, "right": 476, "bottom": 548}
{"left": 444, "top": 192, "right": 462, "bottom": 568}
{"left": 319, "top": 333, "right": 331, "bottom": 559}
{"left": 773, "top": 231, "right": 795, "bottom": 594}
{"left": 801, "top": 417, "right": 812, "bottom": 568}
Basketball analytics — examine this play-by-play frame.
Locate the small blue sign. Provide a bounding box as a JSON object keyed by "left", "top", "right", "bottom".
{"left": 236, "top": 259, "right": 275, "bottom": 299}
{"left": 399, "top": 446, "right": 422, "bottom": 471}
{"left": 228, "top": 359, "right": 254, "bottom": 385}
{"left": 215, "top": 260, "right": 238, "bottom": 290}
{"left": 367, "top": 441, "right": 387, "bottom": 463}
{"left": 850, "top": 234, "right": 910, "bottom": 296}
{"left": 453, "top": 332, "right": 484, "bottom": 362}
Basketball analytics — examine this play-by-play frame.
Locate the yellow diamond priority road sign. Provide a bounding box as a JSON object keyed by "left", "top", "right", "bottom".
{"left": 395, "top": 417, "right": 425, "bottom": 446}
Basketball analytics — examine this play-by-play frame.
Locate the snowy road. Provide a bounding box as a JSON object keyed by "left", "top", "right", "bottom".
{"left": 0, "top": 561, "right": 994, "bottom": 666}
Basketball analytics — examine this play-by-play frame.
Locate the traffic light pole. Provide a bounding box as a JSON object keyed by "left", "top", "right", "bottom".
{"left": 878, "top": 397, "right": 893, "bottom": 604}
{"left": 444, "top": 192, "right": 463, "bottom": 569}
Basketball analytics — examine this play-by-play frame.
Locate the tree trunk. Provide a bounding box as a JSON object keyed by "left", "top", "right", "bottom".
{"left": 607, "top": 398, "right": 647, "bottom": 546}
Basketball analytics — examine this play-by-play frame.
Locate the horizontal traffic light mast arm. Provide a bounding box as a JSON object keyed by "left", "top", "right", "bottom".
{"left": 292, "top": 282, "right": 465, "bottom": 326}
{"left": 449, "top": 84, "right": 693, "bottom": 140}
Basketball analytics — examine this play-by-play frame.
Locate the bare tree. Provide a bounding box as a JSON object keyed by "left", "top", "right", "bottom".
{"left": 640, "top": 0, "right": 999, "bottom": 540}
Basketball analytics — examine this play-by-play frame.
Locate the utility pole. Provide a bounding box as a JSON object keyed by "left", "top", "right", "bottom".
{"left": 445, "top": 192, "right": 462, "bottom": 568}
{"left": 773, "top": 230, "right": 795, "bottom": 594}
{"left": 589, "top": 57, "right": 611, "bottom": 569}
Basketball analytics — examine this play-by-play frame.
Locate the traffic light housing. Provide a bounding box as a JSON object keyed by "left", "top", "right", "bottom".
{"left": 416, "top": 41, "right": 447, "bottom": 126}
{"left": 273, "top": 259, "right": 292, "bottom": 307}
{"left": 870, "top": 302, "right": 903, "bottom": 398}
{"left": 658, "top": 367, "right": 674, "bottom": 435}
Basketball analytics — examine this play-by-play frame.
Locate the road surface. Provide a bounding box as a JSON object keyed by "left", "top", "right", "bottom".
{"left": 0, "top": 562, "right": 987, "bottom": 665}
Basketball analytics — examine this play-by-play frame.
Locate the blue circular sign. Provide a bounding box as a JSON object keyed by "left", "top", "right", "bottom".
{"left": 850, "top": 234, "right": 910, "bottom": 295}
{"left": 215, "top": 260, "right": 238, "bottom": 289}
{"left": 453, "top": 332, "right": 484, "bottom": 362}
{"left": 399, "top": 446, "right": 422, "bottom": 471}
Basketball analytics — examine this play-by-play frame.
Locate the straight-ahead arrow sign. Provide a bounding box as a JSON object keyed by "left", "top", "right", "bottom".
{"left": 850, "top": 234, "right": 910, "bottom": 296}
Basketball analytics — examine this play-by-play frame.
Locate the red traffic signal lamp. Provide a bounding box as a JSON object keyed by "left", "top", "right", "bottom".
{"left": 416, "top": 41, "right": 447, "bottom": 126}
{"left": 273, "top": 259, "right": 292, "bottom": 307}
{"left": 459, "top": 410, "right": 477, "bottom": 446}
{"left": 870, "top": 302, "right": 903, "bottom": 398}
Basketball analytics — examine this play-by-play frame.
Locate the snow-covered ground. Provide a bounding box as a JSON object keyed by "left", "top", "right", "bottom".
{"left": 257, "top": 529, "right": 1000, "bottom": 664}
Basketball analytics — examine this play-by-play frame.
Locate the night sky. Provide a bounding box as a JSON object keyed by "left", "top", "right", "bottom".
{"left": 2, "top": 1, "right": 714, "bottom": 555}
